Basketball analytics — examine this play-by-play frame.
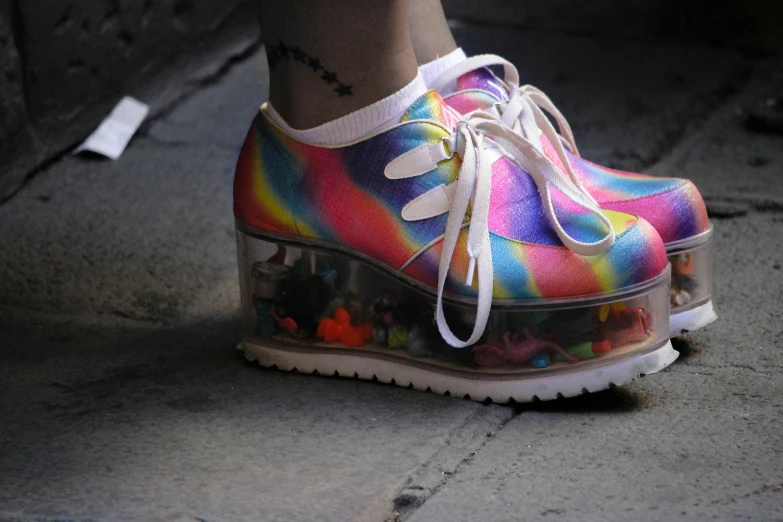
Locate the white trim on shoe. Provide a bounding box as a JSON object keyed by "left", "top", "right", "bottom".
{"left": 239, "top": 339, "right": 678, "bottom": 403}
{"left": 670, "top": 300, "right": 717, "bottom": 337}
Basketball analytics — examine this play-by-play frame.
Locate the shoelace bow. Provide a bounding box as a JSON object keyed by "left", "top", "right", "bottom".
{"left": 433, "top": 111, "right": 615, "bottom": 348}
{"left": 431, "top": 54, "right": 598, "bottom": 207}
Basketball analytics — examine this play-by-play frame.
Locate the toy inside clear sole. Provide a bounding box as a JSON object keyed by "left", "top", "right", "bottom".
{"left": 667, "top": 227, "right": 713, "bottom": 316}
{"left": 236, "top": 227, "right": 671, "bottom": 376}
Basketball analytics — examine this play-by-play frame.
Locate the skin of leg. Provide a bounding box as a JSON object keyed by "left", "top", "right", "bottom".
{"left": 407, "top": 0, "right": 458, "bottom": 64}
{"left": 258, "top": 0, "right": 419, "bottom": 129}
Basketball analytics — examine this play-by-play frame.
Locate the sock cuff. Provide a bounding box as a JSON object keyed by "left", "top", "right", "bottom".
{"left": 419, "top": 47, "right": 468, "bottom": 88}
{"left": 266, "top": 72, "right": 427, "bottom": 146}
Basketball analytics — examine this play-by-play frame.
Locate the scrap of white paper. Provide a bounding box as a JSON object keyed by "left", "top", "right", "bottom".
{"left": 74, "top": 96, "right": 149, "bottom": 160}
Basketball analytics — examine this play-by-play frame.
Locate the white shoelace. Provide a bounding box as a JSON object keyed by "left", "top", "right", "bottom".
{"left": 431, "top": 54, "right": 596, "bottom": 205}
{"left": 430, "top": 111, "right": 615, "bottom": 347}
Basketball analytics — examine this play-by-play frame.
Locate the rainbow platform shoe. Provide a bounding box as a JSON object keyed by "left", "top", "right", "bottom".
{"left": 233, "top": 90, "right": 676, "bottom": 402}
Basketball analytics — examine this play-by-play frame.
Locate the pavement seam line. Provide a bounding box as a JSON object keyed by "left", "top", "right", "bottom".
{"left": 388, "top": 405, "right": 517, "bottom": 521}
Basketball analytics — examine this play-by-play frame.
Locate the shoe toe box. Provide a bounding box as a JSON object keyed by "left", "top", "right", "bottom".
{"left": 542, "top": 139, "right": 710, "bottom": 244}
{"left": 569, "top": 157, "right": 709, "bottom": 244}
{"left": 596, "top": 177, "right": 709, "bottom": 244}
{"left": 403, "top": 210, "right": 668, "bottom": 301}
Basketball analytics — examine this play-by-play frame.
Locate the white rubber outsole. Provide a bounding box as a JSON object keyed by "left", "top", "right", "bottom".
{"left": 239, "top": 339, "right": 678, "bottom": 403}
{"left": 670, "top": 300, "right": 717, "bottom": 337}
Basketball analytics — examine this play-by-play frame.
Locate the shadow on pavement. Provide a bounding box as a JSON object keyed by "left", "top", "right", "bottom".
{"left": 513, "top": 386, "right": 642, "bottom": 414}
{"left": 671, "top": 335, "right": 705, "bottom": 361}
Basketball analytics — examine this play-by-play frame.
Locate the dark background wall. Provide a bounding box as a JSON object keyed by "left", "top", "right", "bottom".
{"left": 444, "top": 0, "right": 783, "bottom": 52}
{"left": 0, "top": 0, "right": 257, "bottom": 202}
{"left": 1, "top": 0, "right": 781, "bottom": 203}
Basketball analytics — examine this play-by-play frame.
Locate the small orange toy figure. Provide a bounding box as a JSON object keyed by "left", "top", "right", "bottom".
{"left": 591, "top": 339, "right": 612, "bottom": 354}
{"left": 316, "top": 307, "right": 373, "bottom": 348}
{"left": 672, "top": 252, "right": 695, "bottom": 276}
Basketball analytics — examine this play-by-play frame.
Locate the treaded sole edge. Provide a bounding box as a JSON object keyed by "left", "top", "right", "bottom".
{"left": 670, "top": 300, "right": 717, "bottom": 337}
{"left": 238, "top": 339, "right": 678, "bottom": 403}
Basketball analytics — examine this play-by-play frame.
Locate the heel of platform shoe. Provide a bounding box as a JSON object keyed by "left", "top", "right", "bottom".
{"left": 667, "top": 226, "right": 716, "bottom": 334}
{"left": 236, "top": 225, "right": 672, "bottom": 381}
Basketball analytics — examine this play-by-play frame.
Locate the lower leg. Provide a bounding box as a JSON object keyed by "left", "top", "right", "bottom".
{"left": 407, "top": 0, "right": 458, "bottom": 64}
{"left": 258, "top": 0, "right": 419, "bottom": 129}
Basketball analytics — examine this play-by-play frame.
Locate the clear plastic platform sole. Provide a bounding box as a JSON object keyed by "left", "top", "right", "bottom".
{"left": 236, "top": 225, "right": 676, "bottom": 402}
{"left": 666, "top": 225, "right": 716, "bottom": 335}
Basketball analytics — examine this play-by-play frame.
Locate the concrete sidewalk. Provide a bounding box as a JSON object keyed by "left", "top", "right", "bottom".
{"left": 1, "top": 23, "right": 782, "bottom": 522}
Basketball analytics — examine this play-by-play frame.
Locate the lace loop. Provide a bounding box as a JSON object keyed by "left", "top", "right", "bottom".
{"left": 433, "top": 54, "right": 596, "bottom": 205}
{"left": 430, "top": 110, "right": 615, "bottom": 348}
{"left": 435, "top": 118, "right": 494, "bottom": 347}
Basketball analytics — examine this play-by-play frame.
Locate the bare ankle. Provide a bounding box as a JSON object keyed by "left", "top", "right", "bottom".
{"left": 260, "top": 0, "right": 420, "bottom": 129}
{"left": 268, "top": 41, "right": 418, "bottom": 129}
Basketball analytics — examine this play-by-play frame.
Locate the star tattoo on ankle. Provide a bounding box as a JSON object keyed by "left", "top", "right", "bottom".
{"left": 307, "top": 58, "right": 322, "bottom": 71}
{"left": 335, "top": 83, "right": 353, "bottom": 97}
{"left": 292, "top": 46, "right": 307, "bottom": 63}
{"left": 266, "top": 40, "right": 353, "bottom": 97}
{"left": 276, "top": 41, "right": 290, "bottom": 60}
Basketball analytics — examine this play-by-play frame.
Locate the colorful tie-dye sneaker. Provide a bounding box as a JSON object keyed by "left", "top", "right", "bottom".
{"left": 233, "top": 90, "right": 677, "bottom": 403}
{"left": 432, "top": 55, "right": 717, "bottom": 336}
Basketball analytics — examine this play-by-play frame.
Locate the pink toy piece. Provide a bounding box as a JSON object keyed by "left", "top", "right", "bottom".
{"left": 472, "top": 328, "right": 578, "bottom": 367}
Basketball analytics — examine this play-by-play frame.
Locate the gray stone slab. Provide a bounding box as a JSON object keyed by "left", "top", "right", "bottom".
{"left": 672, "top": 214, "right": 783, "bottom": 372}
{"left": 0, "top": 322, "right": 485, "bottom": 522}
{"left": 652, "top": 70, "right": 783, "bottom": 209}
{"left": 401, "top": 214, "right": 783, "bottom": 521}
{"left": 0, "top": 137, "right": 239, "bottom": 325}
{"left": 0, "top": 49, "right": 268, "bottom": 327}
{"left": 407, "top": 367, "right": 782, "bottom": 522}
{"left": 451, "top": 25, "right": 748, "bottom": 171}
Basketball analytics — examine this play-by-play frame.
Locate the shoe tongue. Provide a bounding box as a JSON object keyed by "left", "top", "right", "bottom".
{"left": 455, "top": 67, "right": 510, "bottom": 102}
{"left": 440, "top": 67, "right": 511, "bottom": 117}
{"left": 400, "top": 90, "right": 463, "bottom": 131}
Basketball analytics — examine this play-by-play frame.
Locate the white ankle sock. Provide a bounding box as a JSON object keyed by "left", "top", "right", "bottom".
{"left": 418, "top": 47, "right": 467, "bottom": 90}
{"left": 265, "top": 72, "right": 427, "bottom": 146}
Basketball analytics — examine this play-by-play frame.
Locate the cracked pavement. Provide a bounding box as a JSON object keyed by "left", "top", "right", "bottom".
{"left": 1, "top": 21, "right": 782, "bottom": 522}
